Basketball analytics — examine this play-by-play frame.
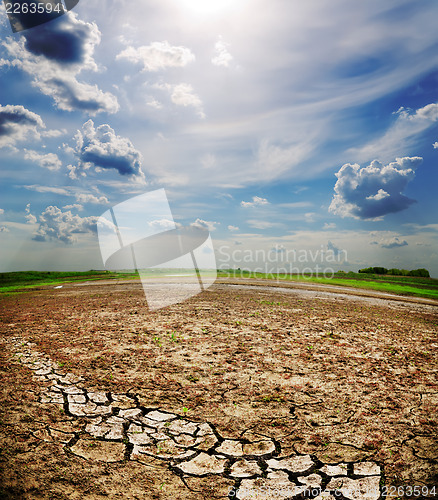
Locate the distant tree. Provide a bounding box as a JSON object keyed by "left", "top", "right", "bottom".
{"left": 408, "top": 268, "right": 430, "bottom": 278}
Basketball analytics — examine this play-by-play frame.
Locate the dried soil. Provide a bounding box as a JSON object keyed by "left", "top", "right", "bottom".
{"left": 0, "top": 280, "right": 437, "bottom": 499}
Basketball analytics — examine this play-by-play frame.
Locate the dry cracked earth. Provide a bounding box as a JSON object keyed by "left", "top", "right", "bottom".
{"left": 0, "top": 279, "right": 437, "bottom": 499}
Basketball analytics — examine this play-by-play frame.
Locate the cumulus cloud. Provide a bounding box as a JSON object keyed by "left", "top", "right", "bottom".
{"left": 241, "top": 196, "right": 269, "bottom": 208}
{"left": 323, "top": 222, "right": 336, "bottom": 229}
{"left": 371, "top": 236, "right": 408, "bottom": 249}
{"left": 75, "top": 193, "right": 109, "bottom": 205}
{"left": 212, "top": 37, "right": 233, "bottom": 67}
{"left": 24, "top": 149, "right": 62, "bottom": 171}
{"left": 2, "top": 14, "right": 118, "bottom": 114}
{"left": 117, "top": 41, "right": 195, "bottom": 71}
{"left": 33, "top": 205, "right": 98, "bottom": 244}
{"left": 0, "top": 105, "right": 45, "bottom": 147}
{"left": 329, "top": 157, "right": 422, "bottom": 219}
{"left": 148, "top": 219, "right": 175, "bottom": 231}
{"left": 72, "top": 119, "right": 144, "bottom": 179}
{"left": 0, "top": 208, "right": 4, "bottom": 215}
{"left": 191, "top": 218, "right": 219, "bottom": 231}
{"left": 228, "top": 225, "right": 239, "bottom": 231}
{"left": 25, "top": 203, "right": 37, "bottom": 224}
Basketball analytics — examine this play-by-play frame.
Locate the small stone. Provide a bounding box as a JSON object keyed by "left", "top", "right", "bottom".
{"left": 216, "top": 440, "right": 244, "bottom": 456}
{"left": 243, "top": 439, "right": 276, "bottom": 456}
{"left": 319, "top": 463, "right": 348, "bottom": 476}
{"left": 177, "top": 452, "right": 227, "bottom": 475}
{"left": 326, "top": 476, "right": 381, "bottom": 500}
{"left": 230, "top": 459, "right": 262, "bottom": 478}
{"left": 353, "top": 462, "right": 381, "bottom": 477}
{"left": 266, "top": 455, "right": 314, "bottom": 474}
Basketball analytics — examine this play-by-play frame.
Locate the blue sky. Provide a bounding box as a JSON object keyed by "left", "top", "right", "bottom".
{"left": 0, "top": 0, "right": 437, "bottom": 276}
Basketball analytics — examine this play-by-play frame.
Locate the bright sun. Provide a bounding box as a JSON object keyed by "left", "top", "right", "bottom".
{"left": 179, "top": 0, "right": 243, "bottom": 16}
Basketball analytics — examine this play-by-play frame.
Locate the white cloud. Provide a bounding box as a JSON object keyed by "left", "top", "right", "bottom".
{"left": 116, "top": 41, "right": 195, "bottom": 71}
{"left": 33, "top": 206, "right": 98, "bottom": 244}
{"left": 146, "top": 98, "right": 163, "bottom": 109}
{"left": 2, "top": 14, "right": 118, "bottom": 115}
{"left": 63, "top": 204, "right": 83, "bottom": 211}
{"left": 329, "top": 157, "right": 422, "bottom": 219}
{"left": 0, "top": 105, "right": 45, "bottom": 148}
{"left": 323, "top": 222, "right": 336, "bottom": 229}
{"left": 191, "top": 218, "right": 219, "bottom": 231}
{"left": 23, "top": 185, "right": 70, "bottom": 195}
{"left": 0, "top": 208, "right": 4, "bottom": 215}
{"left": 241, "top": 196, "right": 269, "bottom": 208}
{"left": 73, "top": 119, "right": 144, "bottom": 179}
{"left": 228, "top": 225, "right": 239, "bottom": 232}
{"left": 433, "top": 141, "right": 438, "bottom": 149}
{"left": 256, "top": 139, "right": 313, "bottom": 180}
{"left": 156, "top": 82, "right": 205, "bottom": 118}
{"left": 247, "top": 220, "right": 282, "bottom": 229}
{"left": 371, "top": 236, "right": 408, "bottom": 249}
{"left": 349, "top": 102, "right": 438, "bottom": 163}
{"left": 24, "top": 150, "right": 62, "bottom": 171}
{"left": 25, "top": 203, "right": 37, "bottom": 225}
{"left": 75, "top": 193, "right": 109, "bottom": 205}
{"left": 212, "top": 37, "right": 233, "bottom": 67}
{"left": 148, "top": 219, "right": 175, "bottom": 231}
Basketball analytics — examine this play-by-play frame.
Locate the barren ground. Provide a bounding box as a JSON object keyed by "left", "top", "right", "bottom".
{"left": 0, "top": 279, "right": 437, "bottom": 499}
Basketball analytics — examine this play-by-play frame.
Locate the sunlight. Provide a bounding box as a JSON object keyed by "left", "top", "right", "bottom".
{"left": 178, "top": 0, "right": 245, "bottom": 17}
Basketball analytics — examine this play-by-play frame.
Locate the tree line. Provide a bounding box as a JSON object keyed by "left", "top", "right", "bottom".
{"left": 358, "top": 267, "right": 430, "bottom": 277}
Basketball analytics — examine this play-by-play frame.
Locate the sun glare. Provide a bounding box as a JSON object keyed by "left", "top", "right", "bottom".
{"left": 178, "top": 0, "right": 244, "bottom": 16}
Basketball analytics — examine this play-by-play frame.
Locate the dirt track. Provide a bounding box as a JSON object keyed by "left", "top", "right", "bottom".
{"left": 0, "top": 279, "right": 437, "bottom": 499}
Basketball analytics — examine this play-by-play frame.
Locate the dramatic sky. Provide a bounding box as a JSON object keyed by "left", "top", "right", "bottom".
{"left": 1, "top": 0, "right": 437, "bottom": 276}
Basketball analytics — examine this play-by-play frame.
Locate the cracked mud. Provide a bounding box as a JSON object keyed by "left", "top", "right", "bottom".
{"left": 0, "top": 281, "right": 437, "bottom": 499}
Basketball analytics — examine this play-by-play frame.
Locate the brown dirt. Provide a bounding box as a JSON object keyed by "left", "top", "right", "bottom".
{"left": 0, "top": 280, "right": 437, "bottom": 499}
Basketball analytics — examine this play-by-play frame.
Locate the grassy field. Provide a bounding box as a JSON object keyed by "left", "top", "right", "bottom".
{"left": 2, "top": 269, "right": 438, "bottom": 300}
{"left": 0, "top": 270, "right": 138, "bottom": 294}
{"left": 217, "top": 269, "right": 438, "bottom": 300}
